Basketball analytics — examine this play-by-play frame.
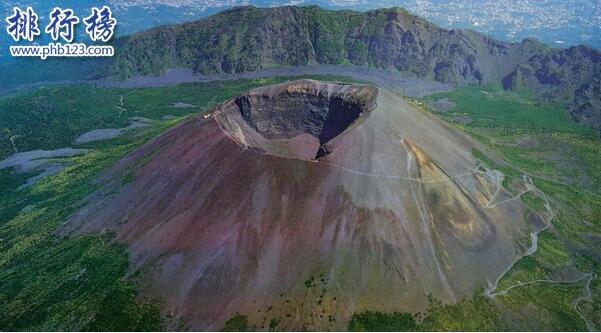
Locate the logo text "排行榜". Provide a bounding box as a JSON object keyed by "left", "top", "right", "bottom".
{"left": 5, "top": 6, "right": 116, "bottom": 59}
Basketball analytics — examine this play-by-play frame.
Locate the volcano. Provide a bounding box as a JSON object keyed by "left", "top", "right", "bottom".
{"left": 64, "top": 80, "right": 533, "bottom": 330}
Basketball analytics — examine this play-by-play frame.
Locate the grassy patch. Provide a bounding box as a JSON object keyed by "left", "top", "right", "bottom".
{"left": 349, "top": 311, "right": 419, "bottom": 331}
{"left": 497, "top": 282, "right": 587, "bottom": 331}
{"left": 222, "top": 314, "right": 253, "bottom": 332}
{"left": 0, "top": 120, "right": 176, "bottom": 330}
{"left": 426, "top": 85, "right": 595, "bottom": 136}
{"left": 348, "top": 294, "right": 506, "bottom": 331}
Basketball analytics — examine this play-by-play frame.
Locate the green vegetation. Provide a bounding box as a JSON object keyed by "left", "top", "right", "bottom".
{"left": 0, "top": 123, "right": 172, "bottom": 330}
{"left": 0, "top": 58, "right": 108, "bottom": 92}
{"left": 304, "top": 276, "right": 315, "bottom": 288}
{"left": 222, "top": 314, "right": 253, "bottom": 332}
{"left": 349, "top": 311, "right": 419, "bottom": 331}
{"left": 113, "top": 6, "right": 426, "bottom": 78}
{"left": 349, "top": 294, "right": 505, "bottom": 331}
{"left": 495, "top": 232, "right": 573, "bottom": 293}
{"left": 426, "top": 85, "right": 595, "bottom": 137}
{"left": 0, "top": 168, "right": 40, "bottom": 223}
{"left": 498, "top": 282, "right": 588, "bottom": 331}
{"left": 420, "top": 294, "right": 507, "bottom": 331}
{"left": 307, "top": 8, "right": 352, "bottom": 64}
{"left": 268, "top": 318, "right": 280, "bottom": 331}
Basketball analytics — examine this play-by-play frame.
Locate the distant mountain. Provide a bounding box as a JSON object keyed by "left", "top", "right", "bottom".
{"left": 3, "top": 0, "right": 599, "bottom": 62}
{"left": 109, "top": 6, "right": 601, "bottom": 133}
{"left": 106, "top": 0, "right": 601, "bottom": 50}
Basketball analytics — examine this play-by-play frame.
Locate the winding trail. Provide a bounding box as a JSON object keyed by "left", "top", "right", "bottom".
{"left": 483, "top": 169, "right": 504, "bottom": 207}
{"left": 484, "top": 174, "right": 553, "bottom": 298}
{"left": 483, "top": 171, "right": 596, "bottom": 331}
{"left": 314, "top": 158, "right": 476, "bottom": 184}
{"left": 486, "top": 175, "right": 534, "bottom": 208}
{"left": 9, "top": 135, "right": 20, "bottom": 154}
{"left": 574, "top": 273, "right": 596, "bottom": 331}
{"left": 116, "top": 96, "right": 126, "bottom": 117}
{"left": 491, "top": 272, "right": 592, "bottom": 297}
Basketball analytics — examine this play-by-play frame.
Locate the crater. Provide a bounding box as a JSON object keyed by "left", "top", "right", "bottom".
{"left": 215, "top": 80, "right": 378, "bottom": 160}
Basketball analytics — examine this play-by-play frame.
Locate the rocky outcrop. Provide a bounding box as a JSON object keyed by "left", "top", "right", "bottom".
{"left": 113, "top": 6, "right": 536, "bottom": 84}
{"left": 502, "top": 45, "right": 601, "bottom": 132}
{"left": 571, "top": 73, "right": 601, "bottom": 129}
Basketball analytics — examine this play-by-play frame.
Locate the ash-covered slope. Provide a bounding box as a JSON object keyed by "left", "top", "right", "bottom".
{"left": 64, "top": 80, "right": 535, "bottom": 330}
{"left": 110, "top": 6, "right": 600, "bottom": 132}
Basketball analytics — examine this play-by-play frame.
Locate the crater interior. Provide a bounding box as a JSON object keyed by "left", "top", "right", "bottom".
{"left": 216, "top": 80, "right": 378, "bottom": 160}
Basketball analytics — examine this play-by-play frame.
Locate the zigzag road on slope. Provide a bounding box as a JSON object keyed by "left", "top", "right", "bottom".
{"left": 483, "top": 170, "right": 596, "bottom": 331}
{"left": 485, "top": 175, "right": 553, "bottom": 298}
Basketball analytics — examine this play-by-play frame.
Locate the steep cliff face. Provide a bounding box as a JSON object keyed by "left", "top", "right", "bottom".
{"left": 571, "top": 72, "right": 601, "bottom": 129}
{"left": 502, "top": 45, "right": 601, "bottom": 131}
{"left": 63, "top": 80, "right": 533, "bottom": 330}
{"left": 113, "top": 6, "right": 537, "bottom": 85}
{"left": 110, "top": 6, "right": 600, "bottom": 132}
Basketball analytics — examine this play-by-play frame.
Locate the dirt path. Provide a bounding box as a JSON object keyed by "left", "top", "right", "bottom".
{"left": 116, "top": 95, "right": 126, "bottom": 117}
{"left": 491, "top": 273, "right": 592, "bottom": 297}
{"left": 574, "top": 273, "right": 596, "bottom": 331}
{"left": 215, "top": 114, "right": 477, "bottom": 185}
{"left": 9, "top": 135, "right": 20, "bottom": 154}
{"left": 486, "top": 175, "right": 534, "bottom": 208}
{"left": 482, "top": 171, "right": 596, "bottom": 330}
{"left": 482, "top": 169, "right": 504, "bottom": 207}
{"left": 484, "top": 175, "right": 553, "bottom": 297}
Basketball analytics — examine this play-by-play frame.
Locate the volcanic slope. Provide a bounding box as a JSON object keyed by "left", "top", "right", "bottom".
{"left": 64, "top": 80, "right": 535, "bottom": 330}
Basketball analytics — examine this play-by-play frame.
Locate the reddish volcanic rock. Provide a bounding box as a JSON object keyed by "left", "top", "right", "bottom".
{"left": 64, "top": 80, "right": 531, "bottom": 330}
